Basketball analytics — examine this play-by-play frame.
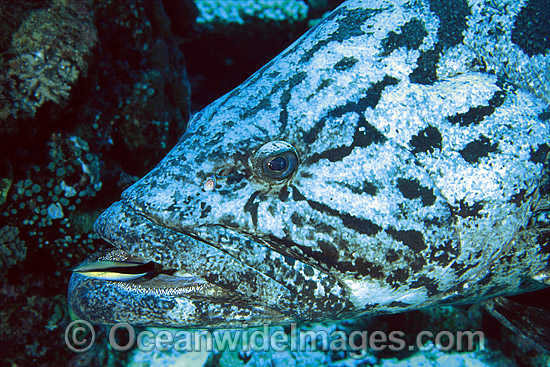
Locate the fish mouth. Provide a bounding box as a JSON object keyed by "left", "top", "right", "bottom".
{"left": 68, "top": 200, "right": 306, "bottom": 327}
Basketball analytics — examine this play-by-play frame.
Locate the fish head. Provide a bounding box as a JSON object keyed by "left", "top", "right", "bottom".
{"left": 68, "top": 0, "right": 550, "bottom": 328}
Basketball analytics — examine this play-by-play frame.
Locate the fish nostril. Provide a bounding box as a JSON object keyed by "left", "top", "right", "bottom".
{"left": 217, "top": 168, "right": 233, "bottom": 177}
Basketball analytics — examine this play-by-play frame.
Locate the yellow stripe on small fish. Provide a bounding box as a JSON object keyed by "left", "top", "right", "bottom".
{"left": 72, "top": 260, "right": 155, "bottom": 281}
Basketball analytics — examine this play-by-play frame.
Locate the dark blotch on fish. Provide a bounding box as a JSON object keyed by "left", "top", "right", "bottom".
{"left": 397, "top": 178, "right": 436, "bottom": 206}
{"left": 410, "top": 0, "right": 471, "bottom": 84}
{"left": 460, "top": 135, "right": 498, "bottom": 164}
{"left": 511, "top": 0, "right": 550, "bottom": 56}
{"left": 380, "top": 18, "right": 428, "bottom": 56}
{"left": 386, "top": 268, "right": 410, "bottom": 286}
{"left": 447, "top": 91, "right": 506, "bottom": 127}
{"left": 387, "top": 228, "right": 427, "bottom": 253}
{"left": 409, "top": 274, "right": 439, "bottom": 295}
{"left": 530, "top": 143, "right": 549, "bottom": 164}
{"left": 410, "top": 125, "right": 442, "bottom": 154}
{"left": 334, "top": 56, "right": 358, "bottom": 71}
{"left": 454, "top": 199, "right": 484, "bottom": 219}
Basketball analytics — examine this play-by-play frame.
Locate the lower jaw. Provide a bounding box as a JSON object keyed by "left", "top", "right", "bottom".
{"left": 68, "top": 269, "right": 289, "bottom": 327}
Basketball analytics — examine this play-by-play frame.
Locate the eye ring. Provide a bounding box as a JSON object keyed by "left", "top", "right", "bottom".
{"left": 252, "top": 141, "right": 299, "bottom": 182}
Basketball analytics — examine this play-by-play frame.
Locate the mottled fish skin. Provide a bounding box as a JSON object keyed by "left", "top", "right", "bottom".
{"left": 69, "top": 0, "right": 550, "bottom": 327}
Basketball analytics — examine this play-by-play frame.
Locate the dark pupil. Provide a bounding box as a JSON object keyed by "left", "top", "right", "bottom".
{"left": 268, "top": 156, "right": 287, "bottom": 171}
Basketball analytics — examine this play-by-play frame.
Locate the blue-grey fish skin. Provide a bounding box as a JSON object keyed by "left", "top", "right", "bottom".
{"left": 68, "top": 0, "right": 550, "bottom": 327}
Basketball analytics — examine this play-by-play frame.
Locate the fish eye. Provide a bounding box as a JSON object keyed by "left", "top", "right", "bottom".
{"left": 252, "top": 141, "right": 298, "bottom": 182}
{"left": 263, "top": 152, "right": 296, "bottom": 179}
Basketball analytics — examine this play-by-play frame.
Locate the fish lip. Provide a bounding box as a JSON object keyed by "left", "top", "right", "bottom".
{"left": 74, "top": 236, "right": 229, "bottom": 303}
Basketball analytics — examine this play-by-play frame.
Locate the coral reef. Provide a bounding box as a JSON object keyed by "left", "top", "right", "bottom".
{"left": 78, "top": 0, "right": 191, "bottom": 176}
{"left": 0, "top": 0, "right": 192, "bottom": 365}
{"left": 195, "top": 0, "right": 309, "bottom": 25}
{"left": 2, "top": 132, "right": 103, "bottom": 270}
{"left": 0, "top": 225, "right": 27, "bottom": 274}
{"left": 0, "top": 0, "right": 97, "bottom": 126}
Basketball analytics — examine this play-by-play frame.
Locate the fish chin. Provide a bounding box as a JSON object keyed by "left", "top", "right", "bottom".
{"left": 68, "top": 272, "right": 290, "bottom": 327}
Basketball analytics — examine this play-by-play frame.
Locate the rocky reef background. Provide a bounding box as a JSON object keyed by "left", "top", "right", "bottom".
{"left": 0, "top": 0, "right": 548, "bottom": 366}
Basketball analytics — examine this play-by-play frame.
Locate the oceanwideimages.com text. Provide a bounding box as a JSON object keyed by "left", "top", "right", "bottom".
{"left": 65, "top": 320, "right": 485, "bottom": 355}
